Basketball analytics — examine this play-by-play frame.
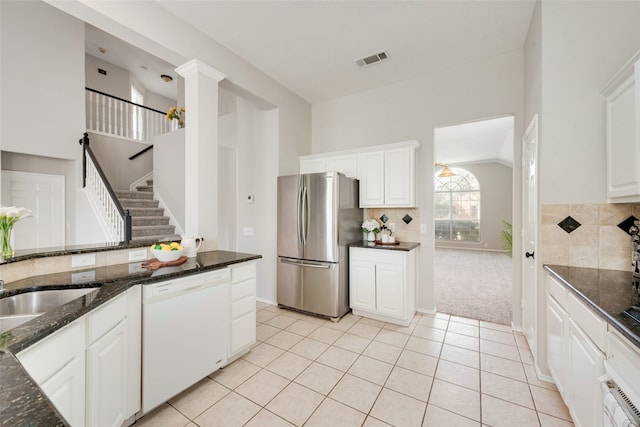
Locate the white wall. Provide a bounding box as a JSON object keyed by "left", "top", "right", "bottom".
{"left": 312, "top": 50, "right": 524, "bottom": 314}
{"left": 45, "top": 0, "right": 311, "bottom": 176}
{"left": 539, "top": 0, "right": 640, "bottom": 205}
{"left": 1, "top": 1, "right": 85, "bottom": 161}
{"left": 235, "top": 98, "right": 279, "bottom": 303}
{"left": 152, "top": 129, "right": 185, "bottom": 231}
{"left": 85, "top": 53, "right": 130, "bottom": 100}
{"left": 88, "top": 133, "right": 153, "bottom": 191}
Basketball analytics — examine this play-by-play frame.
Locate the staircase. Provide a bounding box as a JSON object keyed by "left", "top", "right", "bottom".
{"left": 115, "top": 179, "right": 180, "bottom": 242}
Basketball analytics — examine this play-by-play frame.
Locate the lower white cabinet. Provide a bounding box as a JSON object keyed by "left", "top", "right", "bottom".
{"left": 568, "top": 318, "right": 605, "bottom": 427}
{"left": 85, "top": 286, "right": 140, "bottom": 427}
{"left": 17, "top": 287, "right": 141, "bottom": 427}
{"left": 228, "top": 261, "right": 257, "bottom": 361}
{"left": 17, "top": 318, "right": 86, "bottom": 427}
{"left": 349, "top": 247, "right": 416, "bottom": 326}
{"left": 546, "top": 271, "right": 605, "bottom": 427}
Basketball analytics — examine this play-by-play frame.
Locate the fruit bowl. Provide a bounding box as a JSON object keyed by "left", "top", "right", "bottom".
{"left": 149, "top": 242, "right": 184, "bottom": 262}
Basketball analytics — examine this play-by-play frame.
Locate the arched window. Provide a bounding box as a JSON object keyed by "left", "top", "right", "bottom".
{"left": 434, "top": 167, "right": 480, "bottom": 242}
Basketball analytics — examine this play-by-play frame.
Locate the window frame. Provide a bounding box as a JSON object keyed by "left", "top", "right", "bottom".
{"left": 434, "top": 167, "right": 481, "bottom": 242}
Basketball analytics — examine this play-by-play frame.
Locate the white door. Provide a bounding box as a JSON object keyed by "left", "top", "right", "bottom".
{"left": 522, "top": 115, "right": 539, "bottom": 348}
{"left": 1, "top": 170, "right": 65, "bottom": 249}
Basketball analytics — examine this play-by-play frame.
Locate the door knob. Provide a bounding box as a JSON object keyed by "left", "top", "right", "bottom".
{"left": 525, "top": 251, "right": 535, "bottom": 259}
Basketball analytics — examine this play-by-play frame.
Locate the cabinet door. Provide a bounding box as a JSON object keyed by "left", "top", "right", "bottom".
{"left": 326, "top": 155, "right": 357, "bottom": 178}
{"left": 606, "top": 68, "right": 640, "bottom": 200}
{"left": 384, "top": 147, "right": 414, "bottom": 206}
{"left": 300, "top": 158, "right": 327, "bottom": 174}
{"left": 86, "top": 319, "right": 128, "bottom": 427}
{"left": 375, "top": 261, "right": 404, "bottom": 318}
{"left": 547, "top": 296, "right": 567, "bottom": 395}
{"left": 358, "top": 151, "right": 385, "bottom": 207}
{"left": 568, "top": 319, "right": 604, "bottom": 427}
{"left": 41, "top": 354, "right": 86, "bottom": 427}
{"left": 350, "top": 260, "right": 376, "bottom": 311}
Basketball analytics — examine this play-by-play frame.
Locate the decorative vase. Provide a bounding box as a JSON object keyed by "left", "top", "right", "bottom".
{"left": 367, "top": 231, "right": 375, "bottom": 242}
{"left": 1, "top": 225, "right": 13, "bottom": 259}
{"left": 178, "top": 119, "right": 184, "bottom": 129}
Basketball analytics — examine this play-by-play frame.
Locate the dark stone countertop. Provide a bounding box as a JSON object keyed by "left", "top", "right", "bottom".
{"left": 544, "top": 264, "right": 640, "bottom": 349}
{"left": 0, "top": 250, "right": 261, "bottom": 427}
{"left": 348, "top": 241, "right": 421, "bottom": 252}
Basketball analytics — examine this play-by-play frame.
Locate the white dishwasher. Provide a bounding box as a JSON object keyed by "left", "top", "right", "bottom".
{"left": 142, "top": 269, "right": 229, "bottom": 413}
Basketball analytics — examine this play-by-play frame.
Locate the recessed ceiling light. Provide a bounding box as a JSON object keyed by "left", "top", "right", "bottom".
{"left": 98, "top": 47, "right": 106, "bottom": 54}
{"left": 140, "top": 65, "right": 148, "bottom": 71}
{"left": 160, "top": 74, "right": 173, "bottom": 82}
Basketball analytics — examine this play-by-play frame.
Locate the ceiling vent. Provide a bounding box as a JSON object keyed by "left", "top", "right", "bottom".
{"left": 356, "top": 51, "right": 389, "bottom": 68}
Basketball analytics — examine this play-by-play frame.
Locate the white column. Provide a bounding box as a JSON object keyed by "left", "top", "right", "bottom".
{"left": 175, "top": 59, "right": 225, "bottom": 248}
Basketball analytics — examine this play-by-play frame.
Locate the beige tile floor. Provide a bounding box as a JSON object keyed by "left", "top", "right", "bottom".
{"left": 134, "top": 303, "right": 574, "bottom": 427}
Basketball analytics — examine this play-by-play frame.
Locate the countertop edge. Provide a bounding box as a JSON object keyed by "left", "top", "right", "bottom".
{"left": 348, "top": 241, "right": 421, "bottom": 251}
{"left": 543, "top": 264, "right": 640, "bottom": 350}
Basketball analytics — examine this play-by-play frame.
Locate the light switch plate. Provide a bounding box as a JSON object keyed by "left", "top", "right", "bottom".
{"left": 72, "top": 253, "right": 96, "bottom": 268}
{"left": 129, "top": 249, "right": 148, "bottom": 262}
{"left": 420, "top": 224, "right": 427, "bottom": 234}
{"left": 71, "top": 270, "right": 96, "bottom": 284}
{"left": 243, "top": 227, "right": 254, "bottom": 236}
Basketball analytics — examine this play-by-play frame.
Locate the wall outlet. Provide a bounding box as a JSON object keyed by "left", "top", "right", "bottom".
{"left": 129, "top": 262, "right": 143, "bottom": 274}
{"left": 71, "top": 270, "right": 96, "bottom": 284}
{"left": 72, "top": 253, "right": 96, "bottom": 268}
{"left": 129, "top": 249, "right": 148, "bottom": 262}
{"left": 243, "top": 227, "right": 254, "bottom": 236}
{"left": 388, "top": 223, "right": 396, "bottom": 233}
{"left": 420, "top": 224, "right": 427, "bottom": 234}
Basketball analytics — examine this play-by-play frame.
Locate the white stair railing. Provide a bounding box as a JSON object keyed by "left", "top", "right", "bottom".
{"left": 80, "top": 133, "right": 132, "bottom": 242}
{"left": 85, "top": 88, "right": 177, "bottom": 141}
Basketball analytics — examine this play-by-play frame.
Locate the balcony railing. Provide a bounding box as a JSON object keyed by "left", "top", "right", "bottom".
{"left": 85, "top": 87, "right": 178, "bottom": 142}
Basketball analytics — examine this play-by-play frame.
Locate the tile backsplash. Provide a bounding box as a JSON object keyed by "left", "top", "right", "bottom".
{"left": 364, "top": 208, "right": 420, "bottom": 243}
{"left": 542, "top": 203, "right": 638, "bottom": 271}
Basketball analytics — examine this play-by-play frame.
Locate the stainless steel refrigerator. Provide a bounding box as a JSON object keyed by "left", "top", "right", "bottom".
{"left": 277, "top": 172, "right": 362, "bottom": 320}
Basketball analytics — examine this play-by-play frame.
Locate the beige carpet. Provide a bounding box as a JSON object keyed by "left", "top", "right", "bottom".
{"left": 434, "top": 248, "right": 513, "bottom": 325}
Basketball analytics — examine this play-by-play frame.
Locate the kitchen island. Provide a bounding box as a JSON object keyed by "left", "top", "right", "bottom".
{"left": 0, "top": 250, "right": 261, "bottom": 427}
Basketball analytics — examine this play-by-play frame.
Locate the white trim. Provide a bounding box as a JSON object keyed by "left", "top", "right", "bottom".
{"left": 155, "top": 192, "right": 185, "bottom": 236}
{"left": 80, "top": 188, "right": 116, "bottom": 243}
{"left": 130, "top": 171, "right": 154, "bottom": 192}
{"left": 256, "top": 297, "right": 277, "bottom": 306}
{"left": 533, "top": 364, "right": 556, "bottom": 384}
{"left": 175, "top": 59, "right": 226, "bottom": 82}
{"left": 416, "top": 307, "right": 437, "bottom": 315}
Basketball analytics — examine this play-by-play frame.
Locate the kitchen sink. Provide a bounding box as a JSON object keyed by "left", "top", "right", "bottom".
{"left": 0, "top": 287, "right": 98, "bottom": 334}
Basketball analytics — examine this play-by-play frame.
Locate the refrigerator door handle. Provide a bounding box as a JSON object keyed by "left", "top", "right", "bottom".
{"left": 279, "top": 258, "right": 331, "bottom": 269}
{"left": 297, "top": 176, "right": 303, "bottom": 245}
{"left": 301, "top": 184, "right": 308, "bottom": 245}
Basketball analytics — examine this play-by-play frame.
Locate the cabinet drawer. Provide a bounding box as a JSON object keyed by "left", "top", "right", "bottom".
{"left": 86, "top": 292, "right": 127, "bottom": 344}
{"left": 17, "top": 318, "right": 85, "bottom": 384}
{"left": 547, "top": 275, "right": 568, "bottom": 307}
{"left": 567, "top": 293, "right": 606, "bottom": 351}
{"left": 350, "top": 247, "right": 404, "bottom": 265}
{"left": 230, "top": 312, "right": 256, "bottom": 354}
{"left": 231, "top": 279, "right": 255, "bottom": 302}
{"left": 232, "top": 297, "right": 255, "bottom": 319}
{"left": 231, "top": 262, "right": 256, "bottom": 284}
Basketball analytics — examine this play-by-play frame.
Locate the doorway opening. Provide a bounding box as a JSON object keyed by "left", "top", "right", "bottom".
{"left": 433, "top": 115, "right": 515, "bottom": 325}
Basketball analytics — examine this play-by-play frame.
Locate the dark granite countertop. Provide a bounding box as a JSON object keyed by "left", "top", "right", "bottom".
{"left": 544, "top": 264, "right": 640, "bottom": 349}
{"left": 0, "top": 250, "right": 261, "bottom": 427}
{"left": 349, "top": 241, "right": 421, "bottom": 251}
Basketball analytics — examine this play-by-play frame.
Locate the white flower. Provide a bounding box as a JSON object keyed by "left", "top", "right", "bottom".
{"left": 361, "top": 219, "right": 381, "bottom": 233}
{"left": 0, "top": 205, "right": 32, "bottom": 227}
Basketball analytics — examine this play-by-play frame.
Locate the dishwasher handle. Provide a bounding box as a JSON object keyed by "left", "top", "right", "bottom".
{"left": 143, "top": 269, "right": 230, "bottom": 303}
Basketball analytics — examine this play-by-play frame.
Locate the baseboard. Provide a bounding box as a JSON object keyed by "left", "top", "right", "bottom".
{"left": 416, "top": 307, "right": 437, "bottom": 315}
{"left": 130, "top": 171, "right": 153, "bottom": 192}
{"left": 511, "top": 323, "right": 525, "bottom": 333}
{"left": 256, "top": 297, "right": 277, "bottom": 306}
{"left": 534, "top": 364, "right": 555, "bottom": 384}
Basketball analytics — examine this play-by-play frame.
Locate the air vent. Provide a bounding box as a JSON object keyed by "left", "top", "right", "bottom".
{"left": 356, "top": 51, "right": 389, "bottom": 68}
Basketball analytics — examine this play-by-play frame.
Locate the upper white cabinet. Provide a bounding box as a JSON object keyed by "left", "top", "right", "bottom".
{"left": 299, "top": 140, "right": 419, "bottom": 208}
{"left": 601, "top": 50, "right": 640, "bottom": 201}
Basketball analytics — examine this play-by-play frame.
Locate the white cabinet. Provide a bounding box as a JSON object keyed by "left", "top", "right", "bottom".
{"left": 601, "top": 50, "right": 640, "bottom": 201}
{"left": 228, "top": 261, "right": 257, "bottom": 361}
{"left": 299, "top": 140, "right": 419, "bottom": 207}
{"left": 300, "top": 154, "right": 357, "bottom": 178}
{"left": 545, "top": 271, "right": 606, "bottom": 427}
{"left": 349, "top": 247, "right": 416, "bottom": 326}
{"left": 358, "top": 145, "right": 416, "bottom": 207}
{"left": 568, "top": 318, "right": 605, "bottom": 427}
{"left": 85, "top": 288, "right": 140, "bottom": 427}
{"left": 17, "top": 318, "right": 86, "bottom": 427}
